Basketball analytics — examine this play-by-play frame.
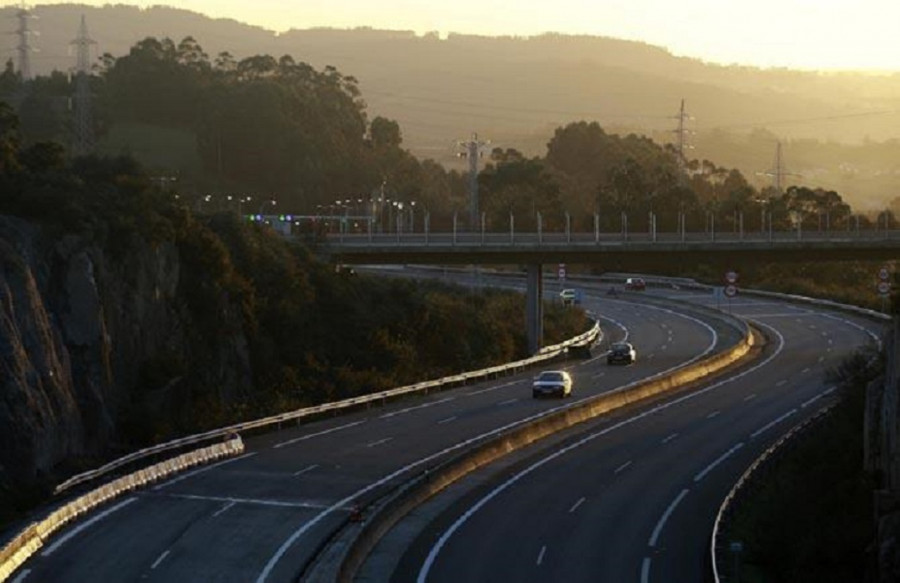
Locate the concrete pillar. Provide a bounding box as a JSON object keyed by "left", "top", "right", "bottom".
{"left": 526, "top": 263, "right": 543, "bottom": 354}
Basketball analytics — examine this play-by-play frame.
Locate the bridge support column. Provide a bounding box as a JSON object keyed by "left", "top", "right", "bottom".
{"left": 526, "top": 263, "right": 543, "bottom": 354}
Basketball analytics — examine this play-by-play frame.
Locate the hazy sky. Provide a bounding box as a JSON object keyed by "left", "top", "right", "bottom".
{"left": 19, "top": 0, "right": 900, "bottom": 71}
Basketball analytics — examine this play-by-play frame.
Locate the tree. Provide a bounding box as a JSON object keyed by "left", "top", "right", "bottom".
{"left": 479, "top": 148, "right": 562, "bottom": 231}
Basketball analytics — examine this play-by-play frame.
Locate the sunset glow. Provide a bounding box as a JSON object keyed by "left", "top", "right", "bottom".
{"left": 11, "top": 0, "right": 900, "bottom": 71}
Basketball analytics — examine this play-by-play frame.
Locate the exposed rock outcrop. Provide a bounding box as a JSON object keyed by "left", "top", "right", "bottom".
{"left": 0, "top": 215, "right": 251, "bottom": 495}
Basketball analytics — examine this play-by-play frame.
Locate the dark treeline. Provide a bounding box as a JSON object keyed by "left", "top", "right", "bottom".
{"left": 0, "top": 36, "right": 882, "bottom": 235}
{"left": 0, "top": 98, "right": 586, "bottom": 451}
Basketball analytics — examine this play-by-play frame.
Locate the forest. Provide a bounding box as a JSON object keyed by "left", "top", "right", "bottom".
{"left": 1, "top": 34, "right": 893, "bottom": 304}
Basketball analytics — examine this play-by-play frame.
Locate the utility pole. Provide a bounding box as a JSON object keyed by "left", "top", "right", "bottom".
{"left": 71, "top": 15, "right": 96, "bottom": 155}
{"left": 457, "top": 132, "right": 490, "bottom": 230}
{"left": 13, "top": 2, "right": 36, "bottom": 80}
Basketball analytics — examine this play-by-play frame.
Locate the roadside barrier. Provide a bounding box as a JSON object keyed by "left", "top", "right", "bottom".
{"left": 330, "top": 306, "right": 757, "bottom": 582}
{"left": 1, "top": 319, "right": 599, "bottom": 582}
{"left": 708, "top": 293, "right": 889, "bottom": 582}
{"left": 53, "top": 321, "right": 600, "bottom": 496}
{"left": 0, "top": 436, "right": 244, "bottom": 583}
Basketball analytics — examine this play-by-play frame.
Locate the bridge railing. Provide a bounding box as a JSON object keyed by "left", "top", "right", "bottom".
{"left": 325, "top": 228, "right": 900, "bottom": 248}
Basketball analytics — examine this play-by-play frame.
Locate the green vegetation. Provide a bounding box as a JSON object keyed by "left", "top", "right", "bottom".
{"left": 0, "top": 99, "right": 587, "bottom": 447}
{"left": 723, "top": 349, "right": 881, "bottom": 582}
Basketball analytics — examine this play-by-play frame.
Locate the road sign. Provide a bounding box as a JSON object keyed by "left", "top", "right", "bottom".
{"left": 558, "top": 263, "right": 566, "bottom": 279}
{"left": 879, "top": 267, "right": 891, "bottom": 281}
{"left": 878, "top": 281, "right": 891, "bottom": 296}
{"left": 724, "top": 284, "right": 738, "bottom": 298}
{"left": 725, "top": 270, "right": 738, "bottom": 284}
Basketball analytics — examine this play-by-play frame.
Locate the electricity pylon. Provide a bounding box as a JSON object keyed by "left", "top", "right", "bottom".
{"left": 457, "top": 132, "right": 490, "bottom": 229}
{"left": 71, "top": 15, "right": 96, "bottom": 155}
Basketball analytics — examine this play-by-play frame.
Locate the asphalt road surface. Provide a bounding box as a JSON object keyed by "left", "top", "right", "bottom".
{"left": 10, "top": 277, "right": 878, "bottom": 583}
{"left": 381, "top": 287, "right": 881, "bottom": 583}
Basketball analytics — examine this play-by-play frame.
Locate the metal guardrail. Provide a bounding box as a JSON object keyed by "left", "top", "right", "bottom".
{"left": 53, "top": 321, "right": 600, "bottom": 496}
{"left": 0, "top": 437, "right": 245, "bottom": 583}
{"left": 708, "top": 292, "right": 889, "bottom": 582}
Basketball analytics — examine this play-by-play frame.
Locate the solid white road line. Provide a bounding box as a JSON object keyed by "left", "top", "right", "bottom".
{"left": 150, "top": 549, "right": 171, "bottom": 570}
{"left": 751, "top": 409, "right": 798, "bottom": 439}
{"left": 694, "top": 444, "right": 744, "bottom": 483}
{"left": 273, "top": 420, "right": 367, "bottom": 449}
{"left": 272, "top": 302, "right": 728, "bottom": 583}
{"left": 641, "top": 558, "right": 651, "bottom": 583}
{"left": 10, "top": 569, "right": 30, "bottom": 583}
{"left": 41, "top": 497, "right": 139, "bottom": 556}
{"left": 649, "top": 489, "right": 689, "bottom": 547}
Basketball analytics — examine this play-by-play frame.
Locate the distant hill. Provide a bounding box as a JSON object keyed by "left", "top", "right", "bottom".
{"left": 3, "top": 4, "right": 900, "bottom": 210}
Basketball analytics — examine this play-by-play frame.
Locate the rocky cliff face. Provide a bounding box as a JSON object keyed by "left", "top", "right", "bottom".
{"left": 0, "top": 216, "right": 252, "bottom": 495}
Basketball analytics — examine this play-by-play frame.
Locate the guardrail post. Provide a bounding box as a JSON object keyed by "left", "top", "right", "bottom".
{"left": 510, "top": 212, "right": 514, "bottom": 244}
{"left": 481, "top": 211, "right": 486, "bottom": 245}
{"left": 566, "top": 211, "right": 571, "bottom": 243}
{"left": 425, "top": 212, "right": 430, "bottom": 245}
{"left": 594, "top": 213, "right": 599, "bottom": 243}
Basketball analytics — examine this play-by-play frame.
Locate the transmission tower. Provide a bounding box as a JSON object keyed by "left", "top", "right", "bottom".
{"left": 71, "top": 15, "right": 96, "bottom": 155}
{"left": 13, "top": 3, "right": 36, "bottom": 80}
{"left": 671, "top": 98, "right": 694, "bottom": 165}
{"left": 457, "top": 132, "right": 490, "bottom": 229}
{"left": 757, "top": 141, "right": 800, "bottom": 194}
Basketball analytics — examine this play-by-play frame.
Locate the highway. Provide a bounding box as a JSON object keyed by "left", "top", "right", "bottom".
{"left": 378, "top": 287, "right": 882, "bottom": 583}
{"left": 13, "top": 280, "right": 746, "bottom": 582}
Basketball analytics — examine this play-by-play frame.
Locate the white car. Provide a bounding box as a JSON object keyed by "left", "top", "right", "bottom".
{"left": 532, "top": 370, "right": 573, "bottom": 398}
{"left": 559, "top": 288, "right": 580, "bottom": 305}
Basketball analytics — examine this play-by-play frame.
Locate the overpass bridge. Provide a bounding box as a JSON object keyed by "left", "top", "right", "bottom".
{"left": 319, "top": 228, "right": 900, "bottom": 354}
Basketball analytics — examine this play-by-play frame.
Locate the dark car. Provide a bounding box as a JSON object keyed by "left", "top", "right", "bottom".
{"left": 607, "top": 341, "right": 637, "bottom": 365}
{"left": 624, "top": 277, "right": 646, "bottom": 291}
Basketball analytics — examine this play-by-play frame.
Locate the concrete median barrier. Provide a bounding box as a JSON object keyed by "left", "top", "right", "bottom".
{"left": 331, "top": 322, "right": 756, "bottom": 582}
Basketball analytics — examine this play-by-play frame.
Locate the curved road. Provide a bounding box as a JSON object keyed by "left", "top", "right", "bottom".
{"left": 13, "top": 282, "right": 740, "bottom": 582}
{"left": 383, "top": 288, "right": 882, "bottom": 583}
